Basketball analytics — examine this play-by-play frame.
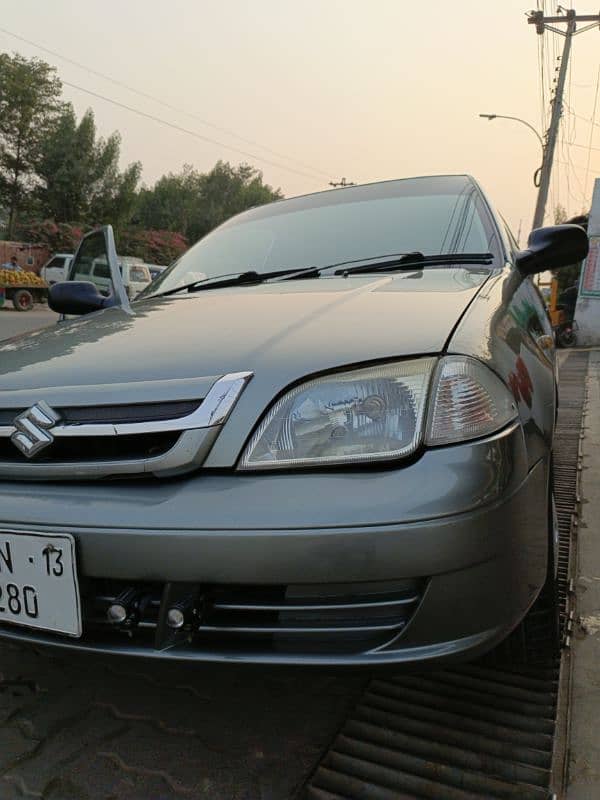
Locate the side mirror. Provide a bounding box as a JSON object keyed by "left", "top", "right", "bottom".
{"left": 48, "top": 281, "right": 114, "bottom": 316}
{"left": 516, "top": 224, "right": 589, "bottom": 276}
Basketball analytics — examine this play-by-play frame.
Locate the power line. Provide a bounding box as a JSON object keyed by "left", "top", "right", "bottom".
{"left": 565, "top": 102, "right": 600, "bottom": 126}
{"left": 0, "top": 25, "right": 333, "bottom": 181}
{"left": 561, "top": 51, "right": 575, "bottom": 208}
{"left": 584, "top": 64, "right": 600, "bottom": 201}
{"left": 557, "top": 157, "right": 600, "bottom": 176}
{"left": 568, "top": 139, "right": 600, "bottom": 153}
{"left": 55, "top": 79, "right": 328, "bottom": 183}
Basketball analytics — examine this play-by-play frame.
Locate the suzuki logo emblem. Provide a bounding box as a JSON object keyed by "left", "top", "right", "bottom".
{"left": 11, "top": 401, "right": 60, "bottom": 458}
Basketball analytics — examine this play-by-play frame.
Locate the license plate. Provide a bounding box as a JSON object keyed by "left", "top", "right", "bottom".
{"left": 0, "top": 531, "right": 81, "bottom": 637}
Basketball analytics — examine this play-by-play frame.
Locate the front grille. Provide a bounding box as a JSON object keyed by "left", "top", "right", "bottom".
{"left": 82, "top": 578, "right": 425, "bottom": 655}
{"left": 0, "top": 372, "right": 252, "bottom": 480}
{"left": 0, "top": 432, "right": 180, "bottom": 463}
{"left": 0, "top": 400, "right": 200, "bottom": 427}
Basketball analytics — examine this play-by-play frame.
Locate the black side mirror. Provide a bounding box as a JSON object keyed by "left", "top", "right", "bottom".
{"left": 48, "top": 281, "right": 113, "bottom": 315}
{"left": 516, "top": 224, "right": 589, "bottom": 276}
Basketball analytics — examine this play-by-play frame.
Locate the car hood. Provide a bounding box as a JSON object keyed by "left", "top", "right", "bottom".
{"left": 0, "top": 269, "right": 490, "bottom": 464}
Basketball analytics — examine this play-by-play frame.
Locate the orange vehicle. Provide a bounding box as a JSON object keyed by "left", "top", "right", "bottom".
{"left": 0, "top": 269, "right": 48, "bottom": 312}
{"left": 542, "top": 276, "right": 577, "bottom": 347}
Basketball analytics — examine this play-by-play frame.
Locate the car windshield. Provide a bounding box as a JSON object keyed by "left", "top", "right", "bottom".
{"left": 145, "top": 176, "right": 502, "bottom": 297}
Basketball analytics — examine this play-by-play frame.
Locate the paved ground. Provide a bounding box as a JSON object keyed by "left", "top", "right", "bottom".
{"left": 0, "top": 306, "right": 57, "bottom": 341}
{"left": 0, "top": 645, "right": 364, "bottom": 799}
{"left": 567, "top": 349, "right": 600, "bottom": 798}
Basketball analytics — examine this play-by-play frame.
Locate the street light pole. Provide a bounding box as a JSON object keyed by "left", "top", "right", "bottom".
{"left": 529, "top": 11, "right": 576, "bottom": 229}
{"left": 527, "top": 8, "right": 600, "bottom": 229}
{"left": 479, "top": 113, "right": 545, "bottom": 192}
{"left": 479, "top": 114, "right": 544, "bottom": 154}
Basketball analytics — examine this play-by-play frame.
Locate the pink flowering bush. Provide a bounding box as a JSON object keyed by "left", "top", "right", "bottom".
{"left": 117, "top": 228, "right": 188, "bottom": 265}
{"left": 15, "top": 220, "right": 89, "bottom": 252}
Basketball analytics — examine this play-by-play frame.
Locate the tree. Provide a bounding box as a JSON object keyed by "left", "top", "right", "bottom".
{"left": 135, "top": 161, "right": 283, "bottom": 244}
{"left": 0, "top": 54, "right": 63, "bottom": 238}
{"left": 191, "top": 161, "right": 283, "bottom": 242}
{"left": 135, "top": 164, "right": 202, "bottom": 235}
{"left": 36, "top": 105, "right": 141, "bottom": 228}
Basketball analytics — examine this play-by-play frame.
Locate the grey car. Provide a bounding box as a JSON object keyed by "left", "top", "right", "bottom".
{"left": 0, "top": 175, "right": 588, "bottom": 666}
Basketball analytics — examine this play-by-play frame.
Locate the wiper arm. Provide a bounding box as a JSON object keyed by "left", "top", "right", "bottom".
{"left": 153, "top": 252, "right": 494, "bottom": 297}
{"left": 334, "top": 252, "right": 494, "bottom": 276}
{"left": 155, "top": 267, "right": 321, "bottom": 297}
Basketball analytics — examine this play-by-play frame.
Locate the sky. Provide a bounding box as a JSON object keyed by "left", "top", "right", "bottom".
{"left": 2, "top": 0, "right": 600, "bottom": 243}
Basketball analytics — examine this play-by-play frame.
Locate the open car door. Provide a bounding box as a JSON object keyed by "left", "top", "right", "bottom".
{"left": 61, "top": 225, "right": 130, "bottom": 314}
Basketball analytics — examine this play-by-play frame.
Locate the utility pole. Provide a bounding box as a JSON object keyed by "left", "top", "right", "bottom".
{"left": 329, "top": 178, "right": 355, "bottom": 188}
{"left": 528, "top": 8, "right": 600, "bottom": 229}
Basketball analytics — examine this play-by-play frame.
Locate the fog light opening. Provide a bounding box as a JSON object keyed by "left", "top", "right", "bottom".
{"left": 165, "top": 596, "right": 197, "bottom": 631}
{"left": 107, "top": 603, "right": 128, "bottom": 624}
{"left": 167, "top": 607, "right": 186, "bottom": 630}
{"left": 106, "top": 587, "right": 151, "bottom": 630}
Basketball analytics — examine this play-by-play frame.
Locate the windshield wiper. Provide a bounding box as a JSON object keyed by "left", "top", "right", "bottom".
{"left": 153, "top": 252, "right": 494, "bottom": 297}
{"left": 333, "top": 252, "right": 495, "bottom": 276}
{"left": 155, "top": 267, "right": 320, "bottom": 297}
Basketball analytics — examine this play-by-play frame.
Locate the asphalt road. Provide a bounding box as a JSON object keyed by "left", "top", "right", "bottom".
{"left": 0, "top": 305, "right": 365, "bottom": 800}
{"left": 0, "top": 306, "right": 58, "bottom": 341}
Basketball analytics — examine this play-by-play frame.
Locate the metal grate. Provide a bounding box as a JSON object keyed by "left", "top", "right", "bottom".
{"left": 303, "top": 350, "right": 589, "bottom": 800}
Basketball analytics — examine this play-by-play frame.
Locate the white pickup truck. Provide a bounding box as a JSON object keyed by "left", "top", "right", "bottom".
{"left": 41, "top": 253, "right": 152, "bottom": 299}
{"left": 40, "top": 253, "right": 73, "bottom": 285}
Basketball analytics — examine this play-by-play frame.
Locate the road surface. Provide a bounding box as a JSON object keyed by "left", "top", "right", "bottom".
{"left": 0, "top": 306, "right": 57, "bottom": 341}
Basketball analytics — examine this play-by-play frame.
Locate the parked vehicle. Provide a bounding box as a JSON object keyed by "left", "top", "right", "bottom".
{"left": 555, "top": 317, "right": 578, "bottom": 347}
{"left": 541, "top": 276, "right": 579, "bottom": 347}
{"left": 71, "top": 254, "right": 151, "bottom": 300}
{"left": 40, "top": 253, "right": 73, "bottom": 285}
{"left": 0, "top": 268, "right": 48, "bottom": 311}
{"left": 0, "top": 176, "right": 588, "bottom": 666}
{"left": 147, "top": 264, "right": 167, "bottom": 281}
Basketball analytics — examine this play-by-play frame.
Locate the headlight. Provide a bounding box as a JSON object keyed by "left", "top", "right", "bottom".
{"left": 239, "top": 359, "right": 436, "bottom": 469}
{"left": 239, "top": 356, "right": 518, "bottom": 470}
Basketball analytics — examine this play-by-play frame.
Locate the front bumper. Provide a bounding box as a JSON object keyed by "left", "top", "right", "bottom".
{"left": 0, "top": 423, "right": 549, "bottom": 665}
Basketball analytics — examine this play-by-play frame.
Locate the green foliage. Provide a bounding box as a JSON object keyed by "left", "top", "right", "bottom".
{"left": 1, "top": 55, "right": 283, "bottom": 254}
{"left": 135, "top": 161, "right": 283, "bottom": 244}
{"left": 36, "top": 106, "right": 141, "bottom": 228}
{"left": 135, "top": 164, "right": 200, "bottom": 235}
{"left": 0, "top": 53, "right": 63, "bottom": 237}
